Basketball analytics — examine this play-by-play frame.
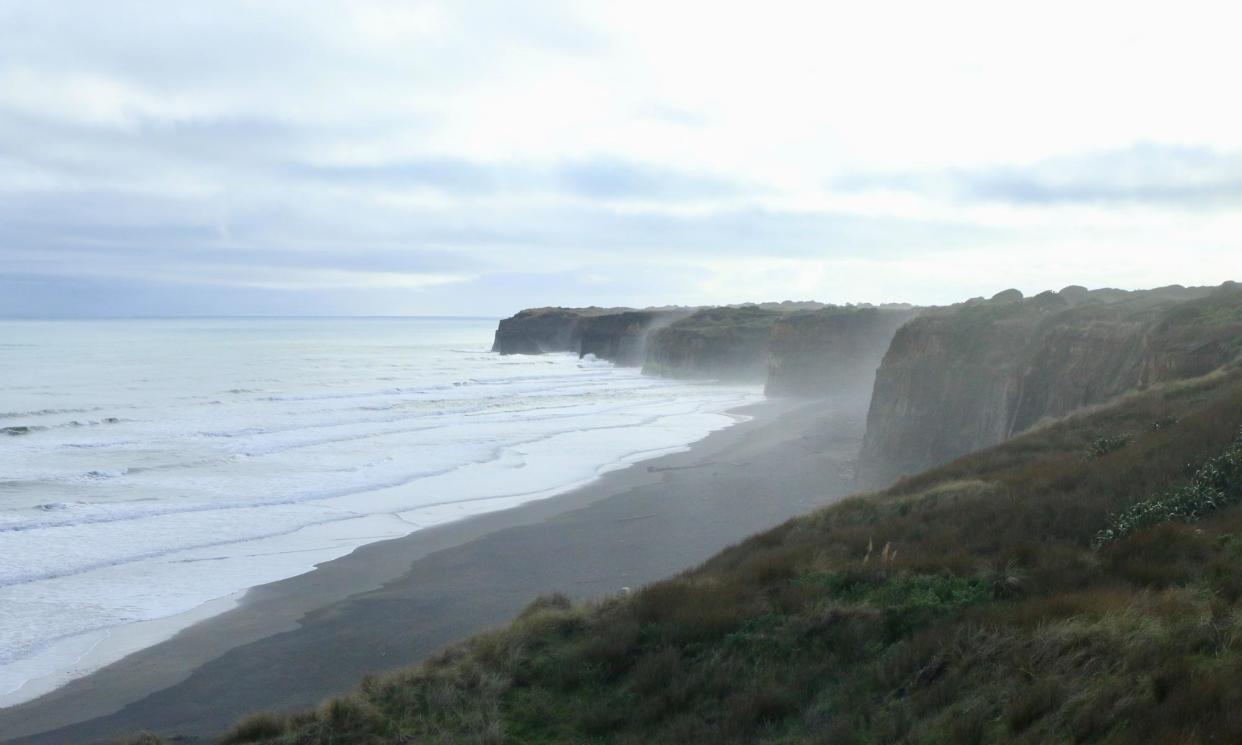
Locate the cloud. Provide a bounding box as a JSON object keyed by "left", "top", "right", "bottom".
{"left": 286, "top": 156, "right": 744, "bottom": 200}
{"left": 1, "top": 1, "right": 1241, "bottom": 316}
{"left": 837, "top": 144, "right": 1242, "bottom": 208}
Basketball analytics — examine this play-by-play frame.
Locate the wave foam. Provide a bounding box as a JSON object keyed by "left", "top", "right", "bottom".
{"left": 0, "top": 317, "right": 762, "bottom": 707}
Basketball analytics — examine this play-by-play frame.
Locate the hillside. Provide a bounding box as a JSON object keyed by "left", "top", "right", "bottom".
{"left": 164, "top": 359, "right": 1242, "bottom": 744}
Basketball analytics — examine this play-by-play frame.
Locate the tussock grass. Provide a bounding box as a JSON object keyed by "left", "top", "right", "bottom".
{"left": 114, "top": 733, "right": 164, "bottom": 745}
{"left": 218, "top": 712, "right": 292, "bottom": 744}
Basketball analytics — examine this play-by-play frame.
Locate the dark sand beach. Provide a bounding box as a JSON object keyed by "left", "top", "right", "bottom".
{"left": 1, "top": 398, "right": 866, "bottom": 744}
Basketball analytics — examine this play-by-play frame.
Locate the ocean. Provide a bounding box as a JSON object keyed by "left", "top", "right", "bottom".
{"left": 0, "top": 317, "right": 760, "bottom": 706}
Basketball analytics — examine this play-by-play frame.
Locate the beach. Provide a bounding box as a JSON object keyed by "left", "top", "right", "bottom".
{"left": 0, "top": 397, "right": 865, "bottom": 744}
{"left": 0, "top": 317, "right": 762, "bottom": 709}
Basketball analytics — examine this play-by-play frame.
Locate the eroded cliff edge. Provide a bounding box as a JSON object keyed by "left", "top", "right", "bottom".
{"left": 856, "top": 282, "right": 1242, "bottom": 488}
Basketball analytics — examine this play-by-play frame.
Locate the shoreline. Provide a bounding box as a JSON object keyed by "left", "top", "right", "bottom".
{"left": 0, "top": 387, "right": 759, "bottom": 712}
{"left": 0, "top": 592, "right": 244, "bottom": 711}
{"left": 1, "top": 397, "right": 866, "bottom": 744}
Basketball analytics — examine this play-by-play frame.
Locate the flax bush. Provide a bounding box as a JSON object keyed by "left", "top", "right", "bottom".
{"left": 1096, "top": 430, "right": 1242, "bottom": 546}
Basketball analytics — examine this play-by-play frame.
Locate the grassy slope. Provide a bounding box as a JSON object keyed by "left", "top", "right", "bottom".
{"left": 141, "top": 365, "right": 1242, "bottom": 745}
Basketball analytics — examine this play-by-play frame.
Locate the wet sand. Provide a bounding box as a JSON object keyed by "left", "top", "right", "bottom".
{"left": 1, "top": 398, "right": 865, "bottom": 744}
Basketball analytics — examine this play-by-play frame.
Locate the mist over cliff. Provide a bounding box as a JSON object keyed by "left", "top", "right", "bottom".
{"left": 765, "top": 306, "right": 919, "bottom": 399}
{"left": 491, "top": 301, "right": 912, "bottom": 399}
{"left": 643, "top": 306, "right": 785, "bottom": 382}
{"left": 492, "top": 281, "right": 1242, "bottom": 492}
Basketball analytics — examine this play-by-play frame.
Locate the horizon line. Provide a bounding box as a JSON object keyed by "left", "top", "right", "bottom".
{"left": 0, "top": 314, "right": 504, "bottom": 321}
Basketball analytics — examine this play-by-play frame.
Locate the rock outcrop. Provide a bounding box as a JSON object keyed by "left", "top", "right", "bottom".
{"left": 856, "top": 283, "right": 1241, "bottom": 488}
{"left": 643, "top": 306, "right": 785, "bottom": 382}
{"left": 764, "top": 306, "right": 919, "bottom": 399}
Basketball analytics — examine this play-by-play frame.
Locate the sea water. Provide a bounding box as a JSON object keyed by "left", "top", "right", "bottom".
{"left": 0, "top": 318, "right": 760, "bottom": 705}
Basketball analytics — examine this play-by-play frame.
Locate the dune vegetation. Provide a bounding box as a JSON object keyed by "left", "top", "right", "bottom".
{"left": 112, "top": 361, "right": 1242, "bottom": 745}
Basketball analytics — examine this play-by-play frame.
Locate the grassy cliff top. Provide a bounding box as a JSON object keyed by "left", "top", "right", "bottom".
{"left": 655, "top": 305, "right": 787, "bottom": 336}
{"left": 880, "top": 283, "right": 1242, "bottom": 369}
{"left": 913, "top": 283, "right": 1221, "bottom": 325}
{"left": 773, "top": 304, "right": 920, "bottom": 330}
{"left": 507, "top": 306, "right": 695, "bottom": 319}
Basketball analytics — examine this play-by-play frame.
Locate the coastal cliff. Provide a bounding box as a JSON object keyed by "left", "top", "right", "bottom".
{"left": 1141, "top": 281, "right": 1242, "bottom": 383}
{"left": 493, "top": 301, "right": 911, "bottom": 388}
{"left": 643, "top": 305, "right": 784, "bottom": 381}
{"left": 857, "top": 283, "right": 1242, "bottom": 487}
{"left": 764, "top": 306, "right": 919, "bottom": 399}
{"left": 577, "top": 310, "right": 693, "bottom": 366}
{"left": 491, "top": 307, "right": 692, "bottom": 365}
{"left": 491, "top": 307, "right": 597, "bottom": 355}
{"left": 493, "top": 284, "right": 1241, "bottom": 471}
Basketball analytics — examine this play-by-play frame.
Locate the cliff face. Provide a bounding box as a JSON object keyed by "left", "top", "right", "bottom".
{"left": 576, "top": 310, "right": 693, "bottom": 366}
{"left": 643, "top": 306, "right": 785, "bottom": 382}
{"left": 1141, "top": 282, "right": 1242, "bottom": 384}
{"left": 764, "top": 306, "right": 919, "bottom": 399}
{"left": 856, "top": 284, "right": 1240, "bottom": 488}
{"left": 491, "top": 308, "right": 595, "bottom": 355}
{"left": 491, "top": 307, "right": 694, "bottom": 365}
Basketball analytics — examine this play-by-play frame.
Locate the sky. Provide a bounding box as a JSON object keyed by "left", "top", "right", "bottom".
{"left": 2, "top": 0, "right": 1241, "bottom": 317}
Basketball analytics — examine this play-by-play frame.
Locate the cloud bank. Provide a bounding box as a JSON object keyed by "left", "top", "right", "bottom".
{"left": 1, "top": 0, "right": 1240, "bottom": 316}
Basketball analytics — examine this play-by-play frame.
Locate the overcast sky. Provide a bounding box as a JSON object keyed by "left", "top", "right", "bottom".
{"left": 2, "top": 0, "right": 1241, "bottom": 317}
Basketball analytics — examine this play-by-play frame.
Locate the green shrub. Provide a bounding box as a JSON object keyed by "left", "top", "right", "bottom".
{"left": 1085, "top": 434, "right": 1133, "bottom": 458}
{"left": 1095, "top": 430, "right": 1242, "bottom": 546}
{"left": 220, "top": 712, "right": 289, "bottom": 744}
